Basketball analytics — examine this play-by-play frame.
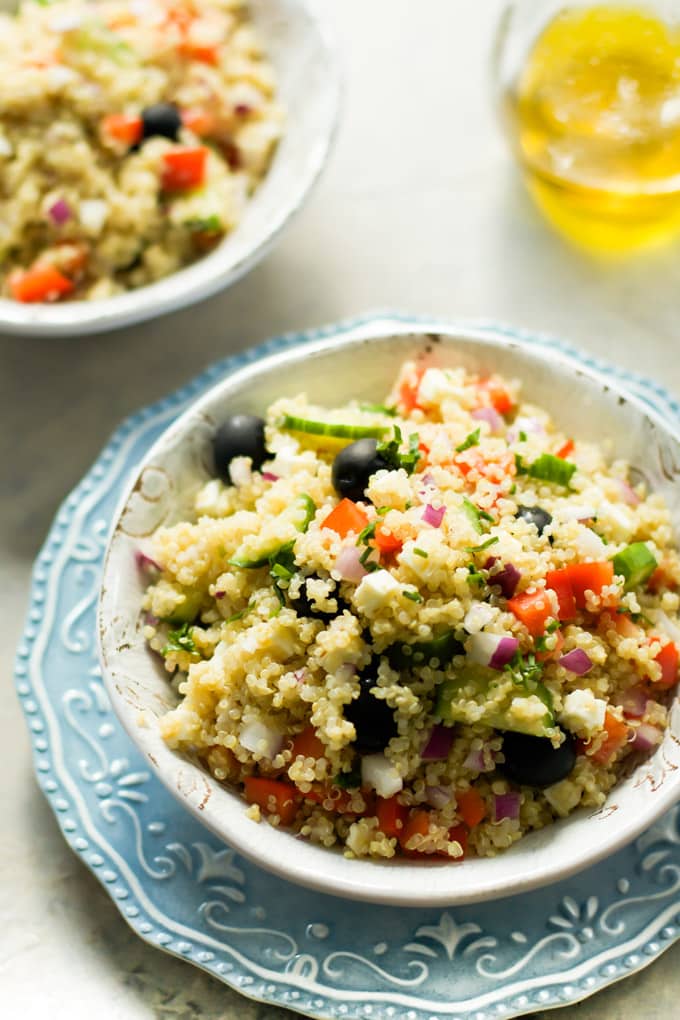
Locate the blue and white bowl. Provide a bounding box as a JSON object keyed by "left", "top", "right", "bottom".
{"left": 98, "top": 317, "right": 680, "bottom": 906}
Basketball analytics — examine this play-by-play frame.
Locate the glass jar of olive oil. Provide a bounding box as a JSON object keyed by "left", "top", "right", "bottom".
{"left": 494, "top": 2, "right": 680, "bottom": 253}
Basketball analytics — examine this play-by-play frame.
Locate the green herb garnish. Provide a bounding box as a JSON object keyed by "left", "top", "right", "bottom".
{"left": 413, "top": 547, "right": 429, "bottom": 558}
{"left": 461, "top": 497, "right": 493, "bottom": 534}
{"left": 519, "top": 430, "right": 528, "bottom": 442}
{"left": 377, "top": 426, "right": 422, "bottom": 476}
{"left": 162, "top": 622, "right": 196, "bottom": 656}
{"left": 185, "top": 215, "right": 222, "bottom": 233}
{"left": 455, "top": 428, "right": 481, "bottom": 453}
{"left": 403, "top": 590, "right": 423, "bottom": 603}
{"left": 333, "top": 766, "right": 362, "bottom": 790}
{"left": 464, "top": 536, "right": 499, "bottom": 553}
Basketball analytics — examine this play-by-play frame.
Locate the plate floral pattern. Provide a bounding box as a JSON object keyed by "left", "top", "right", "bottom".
{"left": 15, "top": 315, "right": 680, "bottom": 1020}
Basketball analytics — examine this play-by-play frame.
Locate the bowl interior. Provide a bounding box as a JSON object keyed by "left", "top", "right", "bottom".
{"left": 99, "top": 321, "right": 680, "bottom": 905}
{"left": 0, "top": 0, "right": 339, "bottom": 335}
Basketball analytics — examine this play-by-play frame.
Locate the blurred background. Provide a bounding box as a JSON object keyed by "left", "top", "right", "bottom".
{"left": 4, "top": 1, "right": 680, "bottom": 1017}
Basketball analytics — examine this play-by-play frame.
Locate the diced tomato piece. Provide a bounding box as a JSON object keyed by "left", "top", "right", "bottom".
{"left": 507, "top": 589, "right": 553, "bottom": 637}
{"left": 590, "top": 711, "right": 630, "bottom": 765}
{"left": 648, "top": 564, "right": 678, "bottom": 594}
{"left": 455, "top": 788, "right": 486, "bottom": 828}
{"left": 477, "top": 377, "right": 515, "bottom": 415}
{"left": 376, "top": 795, "right": 408, "bottom": 839}
{"left": 556, "top": 438, "right": 575, "bottom": 459}
{"left": 243, "top": 777, "right": 299, "bottom": 825}
{"left": 565, "top": 561, "right": 614, "bottom": 609}
{"left": 536, "top": 628, "right": 564, "bottom": 662}
{"left": 161, "top": 146, "right": 208, "bottom": 191}
{"left": 447, "top": 823, "right": 469, "bottom": 859}
{"left": 398, "top": 809, "right": 432, "bottom": 853}
{"left": 653, "top": 641, "right": 679, "bottom": 688}
{"left": 398, "top": 364, "right": 426, "bottom": 413}
{"left": 599, "top": 610, "right": 640, "bottom": 639}
{"left": 181, "top": 107, "right": 217, "bottom": 136}
{"left": 9, "top": 266, "right": 74, "bottom": 303}
{"left": 289, "top": 726, "right": 326, "bottom": 760}
{"left": 545, "top": 568, "right": 577, "bottom": 622}
{"left": 373, "top": 523, "right": 403, "bottom": 555}
{"left": 321, "top": 498, "right": 369, "bottom": 538}
{"left": 101, "top": 113, "right": 143, "bottom": 146}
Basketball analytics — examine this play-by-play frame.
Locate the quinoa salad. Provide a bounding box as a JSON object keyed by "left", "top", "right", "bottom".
{"left": 140, "top": 361, "right": 680, "bottom": 861}
{"left": 0, "top": 0, "right": 283, "bottom": 302}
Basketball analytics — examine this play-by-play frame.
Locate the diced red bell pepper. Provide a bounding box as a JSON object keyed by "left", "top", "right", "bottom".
{"left": 398, "top": 809, "right": 432, "bottom": 854}
{"left": 546, "top": 568, "right": 577, "bottom": 622}
{"left": 599, "top": 610, "right": 640, "bottom": 639}
{"left": 289, "top": 726, "right": 326, "bottom": 760}
{"left": 455, "top": 788, "right": 486, "bottom": 828}
{"left": 376, "top": 795, "right": 409, "bottom": 839}
{"left": 243, "top": 777, "right": 299, "bottom": 825}
{"left": 161, "top": 146, "right": 208, "bottom": 191}
{"left": 179, "top": 41, "right": 220, "bottom": 64}
{"left": 446, "top": 823, "right": 469, "bottom": 859}
{"left": 648, "top": 564, "right": 678, "bottom": 593}
{"left": 181, "top": 107, "right": 217, "bottom": 136}
{"left": 373, "top": 523, "right": 403, "bottom": 555}
{"left": 101, "top": 112, "right": 143, "bottom": 146}
{"left": 556, "top": 438, "right": 575, "bottom": 459}
{"left": 398, "top": 364, "right": 426, "bottom": 413}
{"left": 590, "top": 710, "right": 630, "bottom": 765}
{"left": 477, "top": 377, "right": 515, "bottom": 415}
{"left": 9, "top": 266, "right": 74, "bottom": 303}
{"left": 507, "top": 589, "right": 553, "bottom": 637}
{"left": 653, "top": 641, "right": 679, "bottom": 688}
{"left": 321, "top": 498, "right": 369, "bottom": 538}
{"left": 566, "top": 561, "right": 614, "bottom": 609}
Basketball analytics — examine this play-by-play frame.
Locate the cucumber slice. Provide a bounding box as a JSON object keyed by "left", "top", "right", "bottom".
{"left": 280, "top": 413, "right": 389, "bottom": 441}
{"left": 435, "top": 664, "right": 555, "bottom": 738}
{"left": 612, "top": 542, "right": 658, "bottom": 591}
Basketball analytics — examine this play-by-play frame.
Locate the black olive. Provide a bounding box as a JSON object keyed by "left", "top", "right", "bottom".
{"left": 499, "top": 731, "right": 577, "bottom": 788}
{"left": 344, "top": 667, "right": 397, "bottom": 752}
{"left": 516, "top": 505, "right": 553, "bottom": 537}
{"left": 213, "top": 414, "right": 268, "bottom": 482}
{"left": 288, "top": 575, "right": 348, "bottom": 622}
{"left": 331, "top": 439, "right": 389, "bottom": 502}
{"left": 141, "top": 103, "right": 182, "bottom": 142}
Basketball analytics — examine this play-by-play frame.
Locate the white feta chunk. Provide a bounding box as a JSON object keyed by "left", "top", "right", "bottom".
{"left": 361, "top": 753, "right": 403, "bottom": 798}
{"left": 354, "top": 570, "right": 401, "bottom": 614}
{"left": 559, "top": 689, "right": 607, "bottom": 737}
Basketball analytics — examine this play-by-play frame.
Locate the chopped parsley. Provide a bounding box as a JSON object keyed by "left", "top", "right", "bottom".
{"left": 356, "top": 521, "right": 378, "bottom": 546}
{"left": 455, "top": 427, "right": 481, "bottom": 453}
{"left": 519, "top": 430, "right": 528, "bottom": 442}
{"left": 413, "top": 547, "right": 429, "bottom": 558}
{"left": 504, "top": 651, "right": 553, "bottom": 712}
{"left": 225, "top": 600, "right": 256, "bottom": 624}
{"left": 377, "top": 426, "right": 422, "bottom": 476}
{"left": 403, "top": 590, "right": 423, "bottom": 602}
{"left": 462, "top": 497, "right": 493, "bottom": 534}
{"left": 185, "top": 214, "right": 222, "bottom": 233}
{"left": 162, "top": 622, "right": 196, "bottom": 656}
{"left": 466, "top": 564, "right": 485, "bottom": 586}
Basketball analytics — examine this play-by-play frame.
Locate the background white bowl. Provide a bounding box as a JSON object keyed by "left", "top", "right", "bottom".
{"left": 0, "top": 0, "right": 339, "bottom": 337}
{"left": 98, "top": 318, "right": 680, "bottom": 906}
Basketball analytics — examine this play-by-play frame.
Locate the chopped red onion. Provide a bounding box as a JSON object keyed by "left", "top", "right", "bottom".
{"left": 493, "top": 791, "right": 521, "bottom": 822}
{"left": 214, "top": 590, "right": 226, "bottom": 600}
{"left": 135, "top": 549, "right": 162, "bottom": 573}
{"left": 618, "top": 686, "right": 649, "bottom": 718}
{"left": 239, "top": 720, "right": 283, "bottom": 760}
{"left": 618, "top": 479, "right": 641, "bottom": 507}
{"left": 631, "top": 723, "right": 663, "bottom": 752}
{"left": 425, "top": 785, "right": 452, "bottom": 809}
{"left": 471, "top": 406, "right": 503, "bottom": 434}
{"left": 558, "top": 648, "right": 593, "bottom": 675}
{"left": 335, "top": 545, "right": 369, "bottom": 583}
{"left": 485, "top": 557, "right": 521, "bottom": 598}
{"left": 463, "top": 746, "right": 491, "bottom": 772}
{"left": 261, "top": 471, "right": 279, "bottom": 482}
{"left": 423, "top": 504, "right": 445, "bottom": 528}
{"left": 294, "top": 669, "right": 307, "bottom": 684}
{"left": 48, "top": 197, "right": 72, "bottom": 225}
{"left": 144, "top": 612, "right": 159, "bottom": 626}
{"left": 421, "top": 724, "right": 454, "bottom": 760}
{"left": 234, "top": 102, "right": 253, "bottom": 116}
{"left": 468, "top": 631, "right": 518, "bottom": 669}
{"left": 421, "top": 472, "right": 436, "bottom": 487}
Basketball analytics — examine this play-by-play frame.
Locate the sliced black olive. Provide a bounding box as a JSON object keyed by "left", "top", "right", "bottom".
{"left": 213, "top": 414, "right": 268, "bottom": 482}
{"left": 344, "top": 666, "right": 397, "bottom": 752}
{"left": 516, "top": 505, "right": 553, "bottom": 537}
{"left": 331, "top": 439, "right": 389, "bottom": 502}
{"left": 499, "top": 731, "right": 576, "bottom": 788}
{"left": 141, "top": 103, "right": 182, "bottom": 142}
{"left": 288, "top": 574, "right": 348, "bottom": 622}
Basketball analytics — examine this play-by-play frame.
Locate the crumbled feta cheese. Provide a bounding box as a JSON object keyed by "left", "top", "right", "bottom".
{"left": 464, "top": 602, "right": 496, "bottom": 634}
{"left": 574, "top": 525, "right": 608, "bottom": 560}
{"left": 354, "top": 570, "right": 401, "bottom": 614}
{"left": 0, "top": 133, "right": 12, "bottom": 157}
{"left": 79, "top": 199, "right": 108, "bottom": 234}
{"left": 560, "top": 689, "right": 607, "bottom": 737}
{"left": 361, "top": 753, "right": 403, "bottom": 798}
{"left": 229, "top": 456, "right": 252, "bottom": 488}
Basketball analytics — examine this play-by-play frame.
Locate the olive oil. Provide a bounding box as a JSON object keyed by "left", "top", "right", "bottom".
{"left": 507, "top": 5, "right": 680, "bottom": 253}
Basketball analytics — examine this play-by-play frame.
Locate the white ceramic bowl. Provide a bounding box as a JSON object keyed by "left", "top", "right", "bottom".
{"left": 0, "top": 0, "right": 339, "bottom": 337}
{"left": 98, "top": 317, "right": 680, "bottom": 906}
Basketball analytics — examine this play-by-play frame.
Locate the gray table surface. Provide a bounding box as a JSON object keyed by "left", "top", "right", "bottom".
{"left": 3, "top": 1, "right": 680, "bottom": 1016}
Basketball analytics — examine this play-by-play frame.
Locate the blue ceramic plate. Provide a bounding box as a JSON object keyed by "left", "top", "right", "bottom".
{"left": 15, "top": 315, "right": 680, "bottom": 1020}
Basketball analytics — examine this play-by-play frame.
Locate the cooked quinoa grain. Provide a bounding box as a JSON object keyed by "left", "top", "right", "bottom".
{"left": 141, "top": 361, "right": 680, "bottom": 860}
{"left": 0, "top": 0, "right": 283, "bottom": 301}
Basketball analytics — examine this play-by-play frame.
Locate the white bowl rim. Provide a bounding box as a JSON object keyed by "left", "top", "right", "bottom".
{"left": 98, "top": 315, "right": 680, "bottom": 906}
{"left": 0, "top": 0, "right": 341, "bottom": 337}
